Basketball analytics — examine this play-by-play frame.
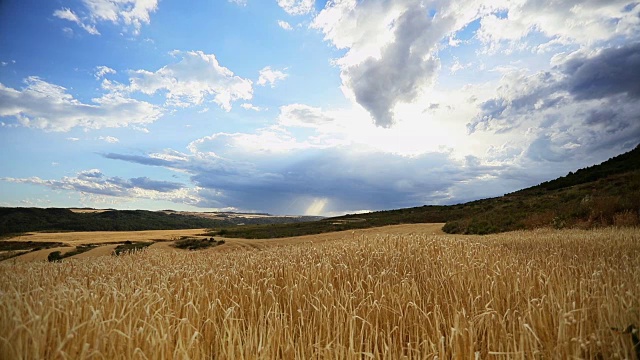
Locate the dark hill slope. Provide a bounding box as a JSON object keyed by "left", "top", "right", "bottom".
{"left": 0, "top": 208, "right": 233, "bottom": 236}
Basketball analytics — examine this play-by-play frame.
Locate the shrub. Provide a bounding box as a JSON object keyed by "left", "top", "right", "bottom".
{"left": 173, "top": 237, "right": 223, "bottom": 250}
{"left": 113, "top": 242, "right": 152, "bottom": 256}
{"left": 613, "top": 210, "right": 639, "bottom": 227}
{"left": 47, "top": 251, "right": 62, "bottom": 262}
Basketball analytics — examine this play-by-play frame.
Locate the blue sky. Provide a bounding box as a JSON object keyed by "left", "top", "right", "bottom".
{"left": 1, "top": 0, "right": 639, "bottom": 216}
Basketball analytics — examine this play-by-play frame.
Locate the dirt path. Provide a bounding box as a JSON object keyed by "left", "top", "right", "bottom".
{"left": 71, "top": 244, "right": 120, "bottom": 259}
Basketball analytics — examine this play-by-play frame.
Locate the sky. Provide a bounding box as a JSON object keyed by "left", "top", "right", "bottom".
{"left": 0, "top": 0, "right": 639, "bottom": 216}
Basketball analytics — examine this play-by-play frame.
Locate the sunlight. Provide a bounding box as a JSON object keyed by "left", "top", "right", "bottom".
{"left": 304, "top": 198, "right": 328, "bottom": 216}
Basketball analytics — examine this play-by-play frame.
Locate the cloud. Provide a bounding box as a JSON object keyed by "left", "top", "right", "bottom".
{"left": 257, "top": 66, "right": 288, "bottom": 87}
{"left": 277, "top": 20, "right": 293, "bottom": 30}
{"left": 0, "top": 76, "right": 162, "bottom": 132}
{"left": 241, "top": 103, "right": 265, "bottom": 111}
{"left": 98, "top": 136, "right": 119, "bottom": 143}
{"left": 128, "top": 50, "right": 253, "bottom": 110}
{"left": 228, "top": 0, "right": 247, "bottom": 6}
{"left": 476, "top": 0, "right": 640, "bottom": 50}
{"left": 96, "top": 127, "right": 522, "bottom": 214}
{"left": 469, "top": 43, "right": 640, "bottom": 135}
{"left": 1, "top": 169, "right": 196, "bottom": 204}
{"left": 53, "top": 0, "right": 159, "bottom": 35}
{"left": 277, "top": 104, "right": 333, "bottom": 128}
{"left": 312, "top": 0, "right": 640, "bottom": 127}
{"left": 312, "top": 1, "right": 467, "bottom": 127}
{"left": 53, "top": 8, "right": 100, "bottom": 35}
{"left": 466, "top": 43, "right": 640, "bottom": 168}
{"left": 95, "top": 66, "right": 116, "bottom": 79}
{"left": 561, "top": 43, "right": 640, "bottom": 100}
{"left": 277, "top": 0, "right": 315, "bottom": 15}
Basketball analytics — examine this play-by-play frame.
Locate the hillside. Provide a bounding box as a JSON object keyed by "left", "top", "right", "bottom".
{"left": 0, "top": 208, "right": 322, "bottom": 237}
{"left": 209, "top": 144, "right": 640, "bottom": 238}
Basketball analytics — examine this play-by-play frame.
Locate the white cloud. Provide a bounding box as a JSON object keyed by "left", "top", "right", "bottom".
{"left": 94, "top": 66, "right": 116, "bottom": 79}
{"left": 99, "top": 136, "right": 119, "bottom": 143}
{"left": 128, "top": 50, "right": 253, "bottom": 111}
{"left": 241, "top": 103, "right": 265, "bottom": 111}
{"left": 476, "top": 0, "right": 640, "bottom": 50}
{"left": 311, "top": 0, "right": 640, "bottom": 127}
{"left": 53, "top": 0, "right": 159, "bottom": 35}
{"left": 277, "top": 0, "right": 315, "bottom": 15}
{"left": 228, "top": 0, "right": 247, "bottom": 6}
{"left": 311, "top": 1, "right": 463, "bottom": 127}
{"left": 0, "top": 77, "right": 162, "bottom": 132}
{"left": 449, "top": 58, "right": 469, "bottom": 74}
{"left": 257, "top": 66, "right": 288, "bottom": 87}
{"left": 1, "top": 169, "right": 199, "bottom": 205}
{"left": 277, "top": 20, "right": 293, "bottom": 30}
{"left": 277, "top": 104, "right": 333, "bottom": 128}
{"left": 53, "top": 8, "right": 100, "bottom": 35}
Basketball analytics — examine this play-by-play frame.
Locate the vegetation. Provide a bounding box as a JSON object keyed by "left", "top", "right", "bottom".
{"left": 46, "top": 245, "right": 98, "bottom": 262}
{"left": 1, "top": 228, "right": 638, "bottom": 358}
{"left": 0, "top": 208, "right": 231, "bottom": 236}
{"left": 112, "top": 241, "right": 153, "bottom": 256}
{"left": 173, "top": 237, "right": 225, "bottom": 250}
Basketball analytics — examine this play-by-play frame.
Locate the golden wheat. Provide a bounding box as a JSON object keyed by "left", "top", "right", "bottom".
{"left": 1, "top": 227, "right": 639, "bottom": 359}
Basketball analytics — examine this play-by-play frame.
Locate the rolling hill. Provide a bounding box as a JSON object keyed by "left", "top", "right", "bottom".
{"left": 0, "top": 208, "right": 322, "bottom": 237}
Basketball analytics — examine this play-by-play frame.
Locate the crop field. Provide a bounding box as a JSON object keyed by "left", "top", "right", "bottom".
{"left": 6, "top": 228, "right": 211, "bottom": 246}
{"left": 1, "top": 227, "right": 639, "bottom": 359}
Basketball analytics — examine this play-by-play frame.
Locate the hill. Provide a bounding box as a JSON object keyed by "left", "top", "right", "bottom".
{"left": 0, "top": 208, "right": 322, "bottom": 237}
{"left": 209, "top": 144, "right": 640, "bottom": 238}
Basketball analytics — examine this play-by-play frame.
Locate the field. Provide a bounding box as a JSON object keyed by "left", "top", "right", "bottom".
{"left": 1, "top": 226, "right": 639, "bottom": 359}
{"left": 7, "top": 228, "right": 210, "bottom": 246}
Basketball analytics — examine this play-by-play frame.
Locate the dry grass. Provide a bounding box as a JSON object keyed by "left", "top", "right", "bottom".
{"left": 7, "top": 229, "right": 209, "bottom": 246}
{"left": 1, "top": 227, "right": 639, "bottom": 359}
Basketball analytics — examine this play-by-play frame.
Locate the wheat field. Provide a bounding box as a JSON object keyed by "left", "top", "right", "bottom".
{"left": 1, "top": 227, "right": 639, "bottom": 359}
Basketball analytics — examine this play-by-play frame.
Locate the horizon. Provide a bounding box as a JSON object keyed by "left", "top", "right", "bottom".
{"left": 1, "top": 0, "right": 639, "bottom": 216}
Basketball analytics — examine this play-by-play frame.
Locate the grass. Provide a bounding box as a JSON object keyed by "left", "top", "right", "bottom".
{"left": 1, "top": 227, "right": 638, "bottom": 359}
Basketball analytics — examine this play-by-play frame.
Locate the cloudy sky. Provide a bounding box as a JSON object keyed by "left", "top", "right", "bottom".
{"left": 1, "top": 0, "right": 639, "bottom": 216}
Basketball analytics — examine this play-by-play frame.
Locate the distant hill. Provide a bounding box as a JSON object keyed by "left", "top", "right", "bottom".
{"left": 211, "top": 144, "right": 640, "bottom": 238}
{"left": 0, "top": 208, "right": 322, "bottom": 237}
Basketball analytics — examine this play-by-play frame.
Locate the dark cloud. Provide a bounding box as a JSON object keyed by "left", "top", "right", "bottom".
{"left": 103, "top": 145, "right": 513, "bottom": 214}
{"left": 342, "top": 4, "right": 450, "bottom": 127}
{"left": 102, "top": 153, "right": 173, "bottom": 167}
{"left": 471, "top": 43, "right": 640, "bottom": 135}
{"left": 128, "top": 177, "right": 184, "bottom": 192}
{"left": 562, "top": 42, "right": 640, "bottom": 100}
